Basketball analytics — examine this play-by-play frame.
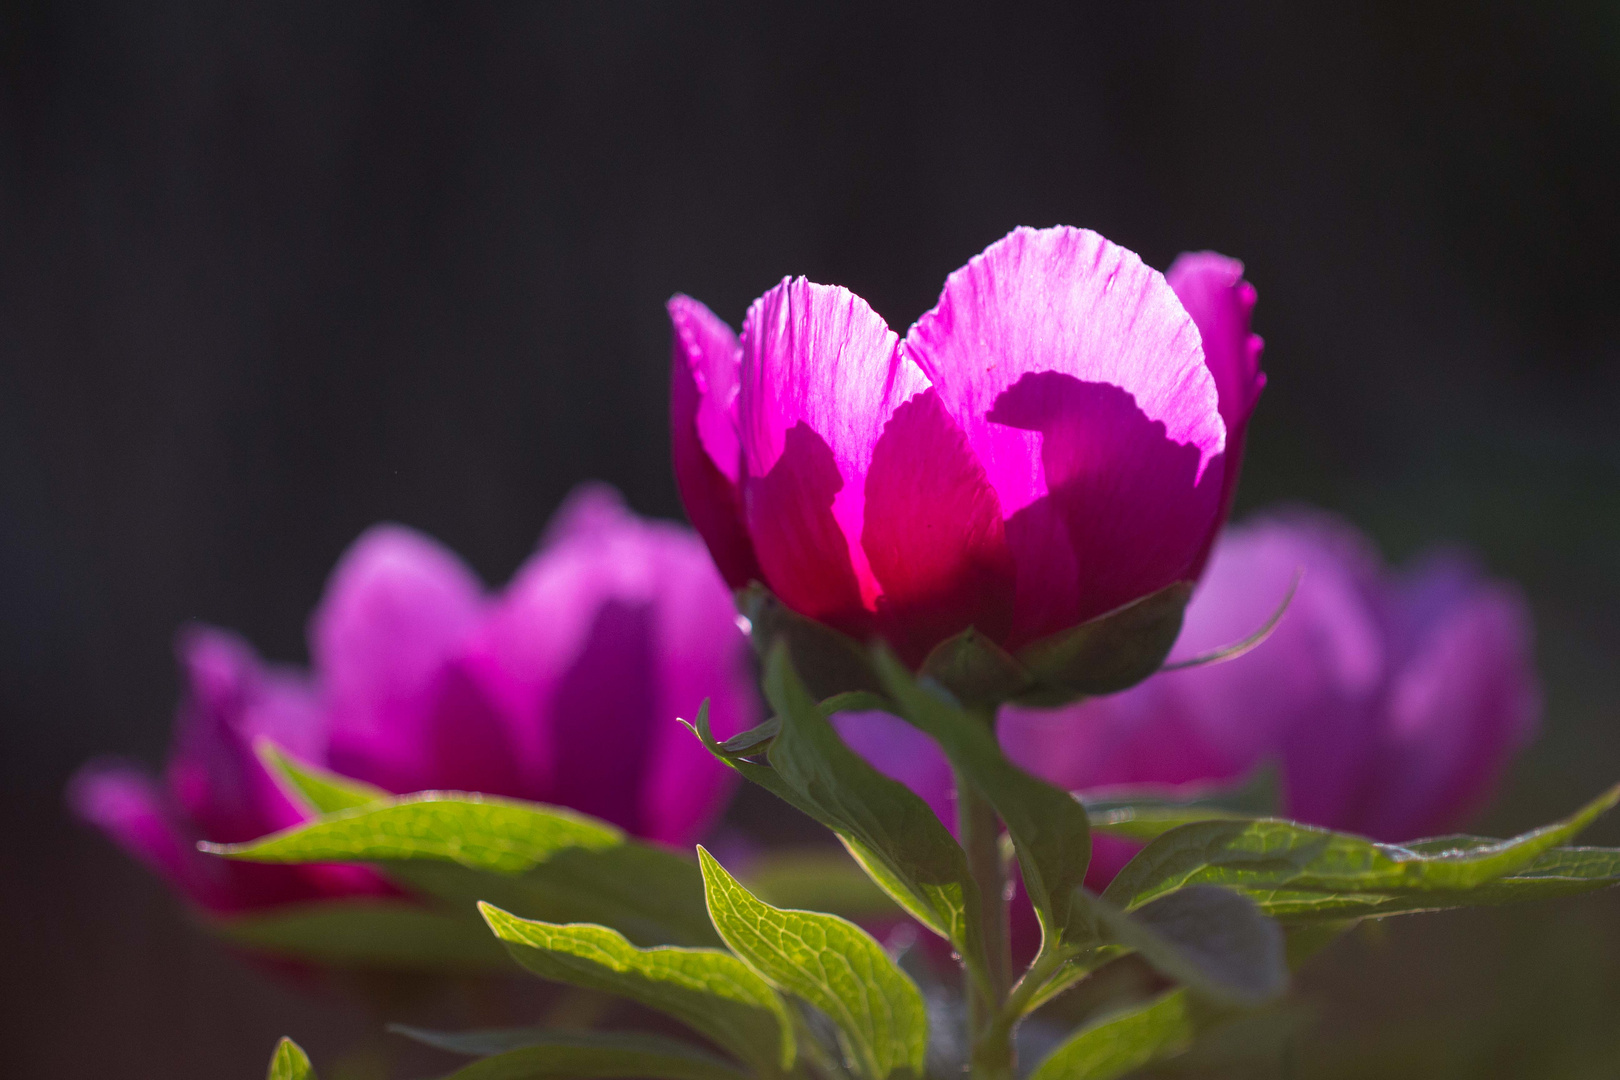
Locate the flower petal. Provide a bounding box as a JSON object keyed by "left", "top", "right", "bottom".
{"left": 68, "top": 762, "right": 236, "bottom": 911}
{"left": 668, "top": 296, "right": 761, "bottom": 588}
{"left": 862, "top": 388, "right": 1015, "bottom": 662}
{"left": 1167, "top": 252, "right": 1265, "bottom": 462}
{"left": 168, "top": 626, "right": 320, "bottom": 843}
{"left": 476, "top": 485, "right": 754, "bottom": 841}
{"left": 1350, "top": 573, "right": 1539, "bottom": 841}
{"left": 905, "top": 227, "right": 1227, "bottom": 644}
{"left": 544, "top": 598, "right": 659, "bottom": 833}
{"left": 1168, "top": 252, "right": 1266, "bottom": 572}
{"left": 739, "top": 277, "right": 930, "bottom": 633}
{"left": 310, "top": 524, "right": 485, "bottom": 793}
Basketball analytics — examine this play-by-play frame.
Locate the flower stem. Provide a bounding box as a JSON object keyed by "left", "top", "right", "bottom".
{"left": 957, "top": 766, "right": 1013, "bottom": 1080}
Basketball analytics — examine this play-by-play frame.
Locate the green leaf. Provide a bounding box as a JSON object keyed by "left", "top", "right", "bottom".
{"left": 205, "top": 791, "right": 620, "bottom": 871}
{"left": 1027, "top": 990, "right": 1197, "bottom": 1080}
{"left": 1104, "top": 783, "right": 1620, "bottom": 910}
{"left": 871, "top": 648, "right": 1092, "bottom": 955}
{"left": 1238, "top": 845, "right": 1620, "bottom": 921}
{"left": 692, "top": 654, "right": 987, "bottom": 983}
{"left": 1086, "top": 886, "right": 1287, "bottom": 1006}
{"left": 208, "top": 899, "right": 511, "bottom": 971}
{"left": 412, "top": 1029, "right": 753, "bottom": 1080}
{"left": 743, "top": 847, "right": 903, "bottom": 919}
{"left": 1014, "top": 583, "right": 1192, "bottom": 704}
{"left": 257, "top": 742, "right": 388, "bottom": 813}
{"left": 206, "top": 793, "right": 718, "bottom": 947}
{"left": 697, "top": 846, "right": 927, "bottom": 1080}
{"left": 478, "top": 904, "right": 793, "bottom": 1077}
{"left": 267, "top": 1036, "right": 316, "bottom": 1080}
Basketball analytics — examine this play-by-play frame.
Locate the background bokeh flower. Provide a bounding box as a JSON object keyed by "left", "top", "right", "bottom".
{"left": 69, "top": 485, "right": 758, "bottom": 914}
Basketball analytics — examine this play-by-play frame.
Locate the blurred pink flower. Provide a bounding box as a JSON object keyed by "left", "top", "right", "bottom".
{"left": 70, "top": 485, "right": 757, "bottom": 914}
{"left": 671, "top": 226, "right": 1265, "bottom": 663}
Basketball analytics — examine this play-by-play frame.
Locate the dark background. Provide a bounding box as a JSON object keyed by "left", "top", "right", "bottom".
{"left": 4, "top": 3, "right": 1620, "bottom": 1077}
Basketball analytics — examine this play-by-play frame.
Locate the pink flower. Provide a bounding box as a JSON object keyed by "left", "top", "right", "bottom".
{"left": 670, "top": 227, "right": 1265, "bottom": 663}
{"left": 70, "top": 485, "right": 758, "bottom": 914}
{"left": 317, "top": 484, "right": 757, "bottom": 845}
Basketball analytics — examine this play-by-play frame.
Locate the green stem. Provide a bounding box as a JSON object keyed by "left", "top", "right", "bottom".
{"left": 957, "top": 768, "right": 1013, "bottom": 1080}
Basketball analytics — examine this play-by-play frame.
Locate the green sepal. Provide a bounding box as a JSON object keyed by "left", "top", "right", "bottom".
{"left": 739, "top": 582, "right": 881, "bottom": 699}
{"left": 205, "top": 792, "right": 718, "bottom": 947}
{"left": 478, "top": 904, "right": 794, "bottom": 1077}
{"left": 1103, "top": 782, "right": 1620, "bottom": 911}
{"left": 697, "top": 847, "right": 928, "bottom": 1080}
{"left": 267, "top": 1036, "right": 316, "bottom": 1080}
{"left": 401, "top": 1028, "right": 753, "bottom": 1080}
{"left": 1013, "top": 582, "right": 1193, "bottom": 705}
{"left": 917, "top": 627, "right": 1032, "bottom": 709}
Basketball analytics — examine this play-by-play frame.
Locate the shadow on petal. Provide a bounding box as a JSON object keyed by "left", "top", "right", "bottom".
{"left": 546, "top": 599, "right": 658, "bottom": 835}
{"left": 746, "top": 421, "right": 870, "bottom": 639}
{"left": 863, "top": 388, "right": 1015, "bottom": 663}
{"left": 990, "top": 372, "right": 1223, "bottom": 647}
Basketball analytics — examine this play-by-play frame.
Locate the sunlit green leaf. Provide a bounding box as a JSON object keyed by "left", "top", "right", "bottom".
{"left": 697, "top": 847, "right": 927, "bottom": 1080}
{"left": 1027, "top": 990, "right": 1196, "bottom": 1080}
{"left": 871, "top": 649, "right": 1092, "bottom": 954}
{"left": 479, "top": 904, "right": 793, "bottom": 1076}
{"left": 209, "top": 899, "right": 510, "bottom": 971}
{"left": 1238, "top": 845, "right": 1620, "bottom": 921}
{"left": 1104, "top": 784, "right": 1620, "bottom": 910}
{"left": 267, "top": 1036, "right": 316, "bottom": 1080}
{"left": 410, "top": 1028, "right": 753, "bottom": 1080}
{"left": 690, "top": 656, "right": 987, "bottom": 983}
{"left": 258, "top": 742, "right": 388, "bottom": 813}
{"left": 207, "top": 793, "right": 717, "bottom": 946}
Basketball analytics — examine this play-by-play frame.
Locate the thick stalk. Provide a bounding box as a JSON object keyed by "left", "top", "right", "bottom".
{"left": 956, "top": 768, "right": 1013, "bottom": 1080}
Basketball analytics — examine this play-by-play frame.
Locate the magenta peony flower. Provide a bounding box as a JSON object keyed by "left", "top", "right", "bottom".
{"left": 70, "top": 484, "right": 758, "bottom": 913}
{"left": 670, "top": 227, "right": 1265, "bottom": 664}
